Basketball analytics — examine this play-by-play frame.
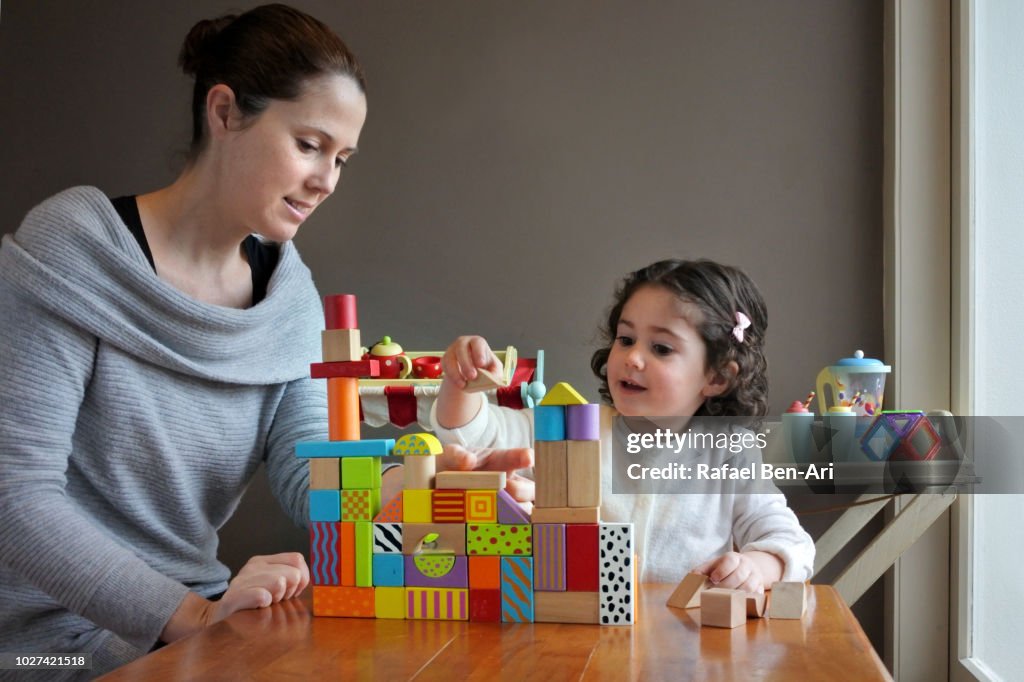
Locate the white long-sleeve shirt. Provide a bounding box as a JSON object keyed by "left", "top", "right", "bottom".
{"left": 430, "top": 395, "right": 814, "bottom": 584}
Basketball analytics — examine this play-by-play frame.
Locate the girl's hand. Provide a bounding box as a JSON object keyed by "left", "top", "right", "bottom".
{"left": 441, "top": 335, "right": 503, "bottom": 390}
{"left": 213, "top": 552, "right": 310, "bottom": 621}
{"left": 693, "top": 551, "right": 769, "bottom": 594}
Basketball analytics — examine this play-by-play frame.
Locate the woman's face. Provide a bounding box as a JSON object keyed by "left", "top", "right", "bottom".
{"left": 219, "top": 73, "right": 367, "bottom": 242}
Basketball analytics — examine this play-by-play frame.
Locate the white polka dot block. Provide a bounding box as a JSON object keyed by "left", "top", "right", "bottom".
{"left": 598, "top": 523, "right": 635, "bottom": 625}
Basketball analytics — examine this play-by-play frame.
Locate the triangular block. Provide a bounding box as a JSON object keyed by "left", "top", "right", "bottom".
{"left": 539, "top": 382, "right": 588, "bottom": 406}
{"left": 496, "top": 488, "right": 530, "bottom": 524}
{"left": 373, "top": 492, "right": 403, "bottom": 522}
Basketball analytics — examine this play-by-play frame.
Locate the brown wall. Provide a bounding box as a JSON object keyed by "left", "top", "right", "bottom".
{"left": 0, "top": 0, "right": 885, "bottom": 652}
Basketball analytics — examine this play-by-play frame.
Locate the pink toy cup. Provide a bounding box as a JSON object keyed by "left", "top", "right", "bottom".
{"left": 412, "top": 355, "right": 443, "bottom": 379}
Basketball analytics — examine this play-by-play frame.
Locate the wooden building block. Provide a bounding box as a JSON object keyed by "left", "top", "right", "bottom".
{"left": 465, "top": 490, "right": 497, "bottom": 523}
{"left": 354, "top": 521, "right": 373, "bottom": 587}
{"left": 496, "top": 489, "right": 531, "bottom": 524}
{"left": 566, "top": 440, "right": 601, "bottom": 508}
{"left": 402, "top": 523, "right": 467, "bottom": 555}
{"left": 296, "top": 439, "right": 395, "bottom": 458}
{"left": 313, "top": 586, "right": 375, "bottom": 618}
{"left": 374, "top": 493, "right": 403, "bottom": 522}
{"left": 432, "top": 489, "right": 466, "bottom": 523}
{"left": 466, "top": 524, "right": 532, "bottom": 556}
{"left": 374, "top": 586, "right": 406, "bottom": 619}
{"left": 340, "top": 522, "right": 355, "bottom": 586}
{"left": 435, "top": 470, "right": 507, "bottom": 490}
{"left": 666, "top": 572, "right": 709, "bottom": 609}
{"left": 327, "top": 377, "right": 360, "bottom": 441}
{"left": 393, "top": 433, "right": 444, "bottom": 456}
{"left": 598, "top": 523, "right": 635, "bottom": 625}
{"left": 309, "top": 458, "right": 340, "bottom": 490}
{"left": 310, "top": 359, "right": 380, "bottom": 379}
{"left": 372, "top": 553, "right": 404, "bottom": 587}
{"left": 535, "top": 440, "right": 568, "bottom": 508}
{"left": 747, "top": 592, "right": 767, "bottom": 618}
{"left": 529, "top": 507, "right": 600, "bottom": 524}
{"left": 309, "top": 490, "right": 340, "bottom": 522}
{"left": 402, "top": 489, "right": 433, "bottom": 523}
{"left": 501, "top": 557, "right": 534, "bottom": 622}
{"left": 539, "top": 382, "right": 588, "bottom": 406}
{"left": 768, "top": 582, "right": 807, "bottom": 619}
{"left": 534, "top": 405, "right": 566, "bottom": 441}
{"left": 402, "top": 454, "right": 436, "bottom": 489}
{"left": 405, "top": 555, "right": 469, "bottom": 588}
{"left": 341, "top": 457, "right": 381, "bottom": 490}
{"left": 701, "top": 588, "right": 746, "bottom": 628}
{"left": 322, "top": 328, "right": 361, "bottom": 362}
{"left": 309, "top": 521, "right": 340, "bottom": 586}
{"left": 469, "top": 589, "right": 502, "bottom": 622}
{"left": 535, "top": 591, "right": 601, "bottom": 624}
{"left": 463, "top": 366, "right": 507, "bottom": 392}
{"left": 533, "top": 523, "right": 566, "bottom": 591}
{"left": 469, "top": 556, "right": 501, "bottom": 590}
{"left": 565, "top": 524, "right": 599, "bottom": 591}
{"left": 341, "top": 488, "right": 380, "bottom": 522}
{"left": 372, "top": 522, "right": 403, "bottom": 554}
{"left": 406, "top": 587, "right": 468, "bottom": 620}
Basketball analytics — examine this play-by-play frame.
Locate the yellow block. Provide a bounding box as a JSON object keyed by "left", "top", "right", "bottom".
{"left": 393, "top": 433, "right": 444, "bottom": 456}
{"left": 539, "top": 381, "right": 588, "bottom": 406}
{"left": 375, "top": 587, "right": 406, "bottom": 619}
{"left": 403, "top": 489, "right": 433, "bottom": 523}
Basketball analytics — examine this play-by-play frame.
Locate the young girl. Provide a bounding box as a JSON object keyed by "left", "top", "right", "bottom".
{"left": 430, "top": 259, "right": 814, "bottom": 591}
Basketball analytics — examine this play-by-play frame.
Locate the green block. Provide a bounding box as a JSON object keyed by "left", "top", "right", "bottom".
{"left": 466, "top": 524, "right": 532, "bottom": 556}
{"left": 341, "top": 457, "right": 382, "bottom": 490}
{"left": 355, "top": 521, "right": 373, "bottom": 587}
{"left": 341, "top": 488, "right": 381, "bottom": 522}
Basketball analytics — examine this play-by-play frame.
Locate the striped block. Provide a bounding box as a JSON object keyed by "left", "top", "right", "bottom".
{"left": 313, "top": 586, "right": 375, "bottom": 618}
{"left": 466, "top": 524, "right": 532, "bottom": 556}
{"left": 374, "top": 493, "right": 403, "bottom": 522}
{"left": 432, "top": 490, "right": 466, "bottom": 523}
{"left": 374, "top": 586, "right": 406, "bottom": 619}
{"left": 599, "top": 523, "right": 635, "bottom": 625}
{"left": 501, "top": 557, "right": 534, "bottom": 622}
{"left": 465, "top": 490, "right": 497, "bottom": 523}
{"left": 355, "top": 521, "right": 373, "bottom": 587}
{"left": 309, "top": 490, "right": 340, "bottom": 522}
{"left": 341, "top": 489, "right": 380, "bottom": 522}
{"left": 372, "top": 553, "right": 404, "bottom": 587}
{"left": 310, "top": 521, "right": 340, "bottom": 585}
{"left": 373, "top": 523, "right": 403, "bottom": 554}
{"left": 296, "top": 439, "right": 395, "bottom": 458}
{"left": 406, "top": 587, "right": 468, "bottom": 620}
{"left": 533, "top": 523, "right": 566, "bottom": 591}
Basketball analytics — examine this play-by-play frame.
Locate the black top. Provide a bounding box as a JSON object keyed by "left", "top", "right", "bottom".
{"left": 110, "top": 195, "right": 279, "bottom": 306}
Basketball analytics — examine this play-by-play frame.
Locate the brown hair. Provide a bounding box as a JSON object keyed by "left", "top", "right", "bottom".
{"left": 178, "top": 3, "right": 366, "bottom": 160}
{"left": 590, "top": 259, "right": 769, "bottom": 417}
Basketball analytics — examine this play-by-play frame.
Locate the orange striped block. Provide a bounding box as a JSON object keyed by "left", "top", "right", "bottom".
{"left": 431, "top": 490, "right": 465, "bottom": 523}
{"left": 501, "top": 557, "right": 534, "bottom": 622}
{"left": 313, "top": 586, "right": 375, "bottom": 617}
{"left": 533, "top": 523, "right": 565, "bottom": 591}
{"left": 406, "top": 587, "right": 468, "bottom": 620}
{"left": 465, "top": 490, "right": 497, "bottom": 523}
{"left": 327, "top": 377, "right": 360, "bottom": 441}
{"left": 340, "top": 522, "right": 356, "bottom": 586}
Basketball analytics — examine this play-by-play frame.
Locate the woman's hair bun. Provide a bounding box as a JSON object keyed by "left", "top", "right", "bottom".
{"left": 178, "top": 15, "right": 237, "bottom": 76}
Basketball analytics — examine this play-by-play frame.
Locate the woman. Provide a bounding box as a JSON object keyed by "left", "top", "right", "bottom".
{"left": 0, "top": 4, "right": 366, "bottom": 675}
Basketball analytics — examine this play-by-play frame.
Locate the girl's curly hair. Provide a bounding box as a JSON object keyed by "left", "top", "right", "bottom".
{"left": 590, "top": 259, "right": 769, "bottom": 417}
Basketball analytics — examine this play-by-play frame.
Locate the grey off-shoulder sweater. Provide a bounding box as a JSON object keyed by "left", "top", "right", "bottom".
{"left": 0, "top": 187, "right": 326, "bottom": 677}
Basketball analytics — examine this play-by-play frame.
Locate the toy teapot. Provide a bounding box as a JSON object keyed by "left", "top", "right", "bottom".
{"left": 816, "top": 350, "right": 891, "bottom": 417}
{"left": 362, "top": 336, "right": 412, "bottom": 379}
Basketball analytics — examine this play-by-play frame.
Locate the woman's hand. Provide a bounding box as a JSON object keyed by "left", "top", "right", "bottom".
{"left": 693, "top": 550, "right": 783, "bottom": 594}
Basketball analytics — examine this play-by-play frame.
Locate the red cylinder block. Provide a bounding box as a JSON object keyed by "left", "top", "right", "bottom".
{"left": 324, "top": 294, "right": 358, "bottom": 330}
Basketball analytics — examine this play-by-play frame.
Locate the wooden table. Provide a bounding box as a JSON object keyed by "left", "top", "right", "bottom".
{"left": 100, "top": 584, "right": 889, "bottom": 681}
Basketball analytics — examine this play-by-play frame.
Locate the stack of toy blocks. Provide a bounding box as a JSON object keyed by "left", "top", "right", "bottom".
{"left": 532, "top": 382, "right": 635, "bottom": 625}
{"left": 296, "top": 294, "right": 634, "bottom": 625}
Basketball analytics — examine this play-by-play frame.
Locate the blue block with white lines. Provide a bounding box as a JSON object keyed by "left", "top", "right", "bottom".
{"left": 309, "top": 490, "right": 340, "bottom": 522}
{"left": 373, "top": 553, "right": 404, "bottom": 587}
{"left": 296, "top": 439, "right": 395, "bottom": 458}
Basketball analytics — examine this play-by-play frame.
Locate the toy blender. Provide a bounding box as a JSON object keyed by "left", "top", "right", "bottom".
{"left": 816, "top": 350, "right": 891, "bottom": 417}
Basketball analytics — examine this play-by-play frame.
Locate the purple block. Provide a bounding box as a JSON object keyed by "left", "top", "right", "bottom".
{"left": 496, "top": 488, "right": 531, "bottom": 524}
{"left": 404, "top": 555, "right": 468, "bottom": 588}
{"left": 533, "top": 523, "right": 566, "bottom": 591}
{"left": 566, "top": 404, "right": 600, "bottom": 440}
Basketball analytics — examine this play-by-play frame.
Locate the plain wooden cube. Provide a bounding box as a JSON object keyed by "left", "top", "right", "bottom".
{"left": 768, "top": 581, "right": 807, "bottom": 619}
{"left": 700, "top": 588, "right": 746, "bottom": 628}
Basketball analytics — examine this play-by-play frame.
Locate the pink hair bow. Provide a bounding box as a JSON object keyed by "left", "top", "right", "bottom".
{"left": 732, "top": 311, "right": 751, "bottom": 343}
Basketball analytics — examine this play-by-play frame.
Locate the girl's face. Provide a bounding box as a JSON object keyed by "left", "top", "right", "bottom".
{"left": 607, "top": 284, "right": 728, "bottom": 417}
{"left": 218, "top": 73, "right": 367, "bottom": 242}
